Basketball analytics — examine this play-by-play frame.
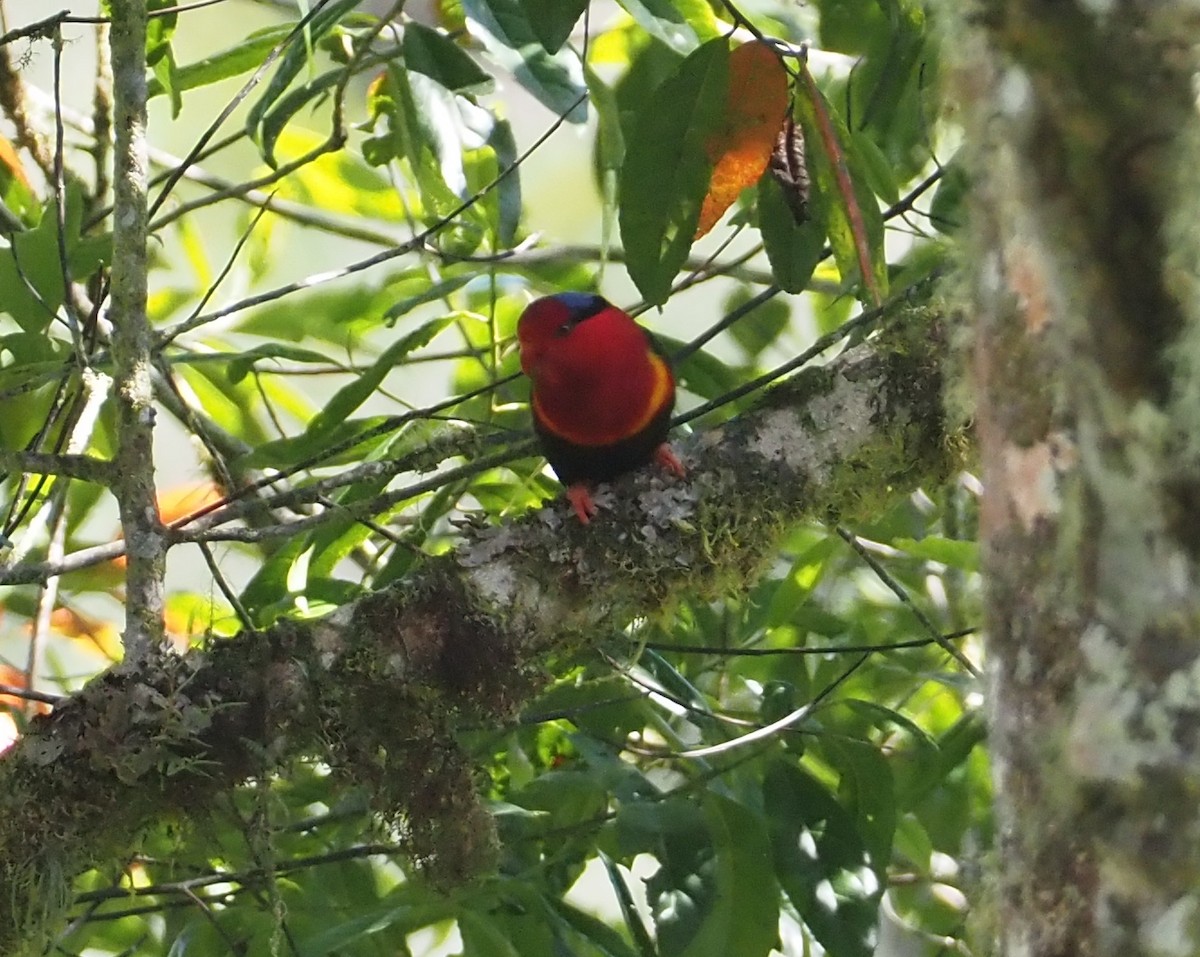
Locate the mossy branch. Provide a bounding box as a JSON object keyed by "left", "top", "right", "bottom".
{"left": 0, "top": 303, "right": 960, "bottom": 955}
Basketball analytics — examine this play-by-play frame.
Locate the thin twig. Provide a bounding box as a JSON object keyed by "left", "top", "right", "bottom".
{"left": 26, "top": 485, "right": 68, "bottom": 704}
{"left": 0, "top": 682, "right": 64, "bottom": 705}
{"left": 836, "top": 525, "right": 979, "bottom": 676}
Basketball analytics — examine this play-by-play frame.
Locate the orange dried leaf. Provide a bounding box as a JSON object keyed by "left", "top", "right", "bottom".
{"left": 0, "top": 664, "right": 51, "bottom": 715}
{"left": 156, "top": 480, "right": 225, "bottom": 526}
{"left": 0, "top": 664, "right": 29, "bottom": 709}
{"left": 110, "top": 481, "right": 225, "bottom": 570}
{"left": 48, "top": 606, "right": 122, "bottom": 660}
{"left": 0, "top": 134, "right": 31, "bottom": 191}
{"left": 695, "top": 41, "right": 789, "bottom": 239}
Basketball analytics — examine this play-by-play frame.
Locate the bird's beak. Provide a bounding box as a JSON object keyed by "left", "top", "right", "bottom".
{"left": 517, "top": 339, "right": 539, "bottom": 376}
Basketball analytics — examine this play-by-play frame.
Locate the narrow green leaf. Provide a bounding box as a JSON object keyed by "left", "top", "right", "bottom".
{"left": 549, "top": 892, "right": 644, "bottom": 957}
{"left": 891, "top": 535, "right": 979, "bottom": 571}
{"left": 225, "top": 343, "right": 336, "bottom": 384}
{"left": 146, "top": 0, "right": 181, "bottom": 116}
{"left": 303, "top": 900, "right": 454, "bottom": 955}
{"left": 851, "top": 130, "right": 900, "bottom": 204}
{"left": 823, "top": 738, "right": 896, "bottom": 879}
{"left": 384, "top": 274, "right": 473, "bottom": 325}
{"left": 517, "top": 0, "right": 589, "bottom": 53}
{"left": 403, "top": 21, "right": 493, "bottom": 92}
{"left": 148, "top": 26, "right": 295, "bottom": 99}
{"left": 308, "top": 476, "right": 391, "bottom": 579}
{"left": 463, "top": 0, "right": 587, "bottom": 122}
{"left": 794, "top": 73, "right": 888, "bottom": 304}
{"left": 653, "top": 334, "right": 745, "bottom": 404}
{"left": 587, "top": 61, "right": 624, "bottom": 251}
{"left": 245, "top": 0, "right": 360, "bottom": 153}
{"left": 260, "top": 68, "right": 341, "bottom": 169}
{"left": 485, "top": 117, "right": 521, "bottom": 246}
{"left": 307, "top": 315, "right": 453, "bottom": 435}
{"left": 619, "top": 37, "right": 729, "bottom": 305}
{"left": 459, "top": 911, "right": 523, "bottom": 957}
{"left": 376, "top": 63, "right": 486, "bottom": 251}
{"left": 599, "top": 853, "right": 657, "bottom": 957}
{"left": 848, "top": 0, "right": 929, "bottom": 177}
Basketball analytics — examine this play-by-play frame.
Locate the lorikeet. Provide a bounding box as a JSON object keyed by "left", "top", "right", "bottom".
{"left": 517, "top": 292, "right": 686, "bottom": 523}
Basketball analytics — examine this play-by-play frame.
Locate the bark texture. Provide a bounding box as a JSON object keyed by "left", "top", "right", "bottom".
{"left": 944, "top": 3, "right": 1200, "bottom": 955}
{"left": 0, "top": 309, "right": 961, "bottom": 956}
{"left": 108, "top": 0, "right": 165, "bottom": 661}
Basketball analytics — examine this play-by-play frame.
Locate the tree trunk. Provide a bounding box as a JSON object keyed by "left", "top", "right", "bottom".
{"left": 945, "top": 3, "right": 1200, "bottom": 954}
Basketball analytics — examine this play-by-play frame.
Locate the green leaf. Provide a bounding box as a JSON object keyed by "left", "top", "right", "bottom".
{"left": 822, "top": 738, "right": 896, "bottom": 878}
{"left": 629, "top": 794, "right": 777, "bottom": 957}
{"left": 464, "top": 0, "right": 587, "bottom": 122}
{"left": 303, "top": 899, "right": 453, "bottom": 955}
{"left": 652, "top": 335, "right": 745, "bottom": 405}
{"left": 727, "top": 291, "right": 789, "bottom": 358}
{"left": 587, "top": 60, "right": 624, "bottom": 247}
{"left": 892, "top": 535, "right": 979, "bottom": 572}
{"left": 616, "top": 0, "right": 713, "bottom": 54}
{"left": 235, "top": 414, "right": 396, "bottom": 471}
{"left": 370, "top": 64, "right": 487, "bottom": 251}
{"left": 306, "top": 315, "right": 453, "bottom": 436}
{"left": 518, "top": 0, "right": 589, "bottom": 53}
{"left": 225, "top": 343, "right": 337, "bottom": 384}
{"left": 794, "top": 75, "right": 888, "bottom": 304}
{"left": 384, "top": 274, "right": 473, "bottom": 325}
{"left": 403, "top": 21, "right": 493, "bottom": 93}
{"left": 148, "top": 25, "right": 295, "bottom": 99}
{"left": 459, "top": 911, "right": 523, "bottom": 957}
{"left": 850, "top": 130, "right": 900, "bottom": 205}
{"left": 146, "top": 0, "right": 181, "bottom": 117}
{"left": 847, "top": 0, "right": 929, "bottom": 176}
{"left": 549, "top": 893, "right": 644, "bottom": 957}
{"left": 484, "top": 117, "right": 521, "bottom": 246}
{"left": 619, "top": 37, "right": 729, "bottom": 305}
{"left": 238, "top": 284, "right": 377, "bottom": 344}
{"left": 690, "top": 793, "right": 779, "bottom": 957}
{"left": 764, "top": 760, "right": 882, "bottom": 957}
{"left": 0, "top": 188, "right": 111, "bottom": 333}
{"left": 513, "top": 770, "right": 608, "bottom": 828}
{"left": 259, "top": 67, "right": 342, "bottom": 169}
{"left": 245, "top": 0, "right": 360, "bottom": 153}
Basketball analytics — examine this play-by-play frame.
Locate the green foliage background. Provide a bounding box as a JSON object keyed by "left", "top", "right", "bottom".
{"left": 0, "top": 0, "right": 985, "bottom": 954}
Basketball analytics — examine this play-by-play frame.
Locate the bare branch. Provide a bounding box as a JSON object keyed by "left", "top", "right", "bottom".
{"left": 0, "top": 451, "right": 113, "bottom": 483}
{"left": 0, "top": 313, "right": 966, "bottom": 952}
{"left": 107, "top": 0, "right": 165, "bottom": 660}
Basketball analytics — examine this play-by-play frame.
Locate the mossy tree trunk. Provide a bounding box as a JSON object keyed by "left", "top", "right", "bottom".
{"left": 944, "top": 3, "right": 1200, "bottom": 954}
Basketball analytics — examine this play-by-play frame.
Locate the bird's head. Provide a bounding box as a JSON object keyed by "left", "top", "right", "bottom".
{"left": 516, "top": 292, "right": 611, "bottom": 379}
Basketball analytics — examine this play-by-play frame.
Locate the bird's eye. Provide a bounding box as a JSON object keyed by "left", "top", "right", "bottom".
{"left": 555, "top": 321, "right": 574, "bottom": 337}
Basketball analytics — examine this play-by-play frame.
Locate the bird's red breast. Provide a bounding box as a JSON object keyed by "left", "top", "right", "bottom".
{"left": 518, "top": 293, "right": 675, "bottom": 448}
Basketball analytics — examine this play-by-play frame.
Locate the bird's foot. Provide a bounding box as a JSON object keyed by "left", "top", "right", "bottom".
{"left": 566, "top": 483, "right": 599, "bottom": 524}
{"left": 654, "top": 443, "right": 686, "bottom": 478}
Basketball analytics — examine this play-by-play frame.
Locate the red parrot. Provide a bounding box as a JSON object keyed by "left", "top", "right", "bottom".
{"left": 517, "top": 292, "right": 686, "bottom": 523}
